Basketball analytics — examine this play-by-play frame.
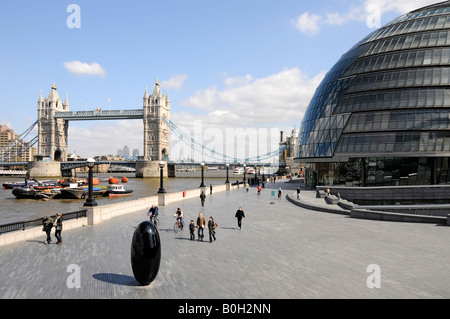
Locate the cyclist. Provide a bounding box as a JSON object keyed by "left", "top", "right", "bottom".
{"left": 174, "top": 207, "right": 184, "bottom": 230}
{"left": 147, "top": 204, "right": 159, "bottom": 225}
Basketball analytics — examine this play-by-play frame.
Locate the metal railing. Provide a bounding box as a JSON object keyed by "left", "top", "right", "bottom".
{"left": 0, "top": 209, "right": 87, "bottom": 236}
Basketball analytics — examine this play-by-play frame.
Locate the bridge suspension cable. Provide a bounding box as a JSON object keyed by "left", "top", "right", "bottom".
{"left": 162, "top": 117, "right": 286, "bottom": 163}
{"left": 0, "top": 121, "right": 38, "bottom": 162}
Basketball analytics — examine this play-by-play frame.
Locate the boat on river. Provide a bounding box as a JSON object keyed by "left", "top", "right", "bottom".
{"left": 12, "top": 187, "right": 55, "bottom": 200}
{"left": 56, "top": 186, "right": 108, "bottom": 199}
{"left": 105, "top": 184, "right": 133, "bottom": 197}
{"left": 3, "top": 179, "right": 59, "bottom": 190}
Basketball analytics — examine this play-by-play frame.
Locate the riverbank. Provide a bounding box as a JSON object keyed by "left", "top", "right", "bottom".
{"left": 0, "top": 181, "right": 240, "bottom": 247}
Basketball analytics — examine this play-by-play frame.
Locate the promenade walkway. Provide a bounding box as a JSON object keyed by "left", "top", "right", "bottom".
{"left": 0, "top": 180, "right": 449, "bottom": 299}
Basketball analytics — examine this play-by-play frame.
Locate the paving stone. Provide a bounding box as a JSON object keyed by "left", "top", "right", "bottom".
{"left": 0, "top": 181, "right": 449, "bottom": 299}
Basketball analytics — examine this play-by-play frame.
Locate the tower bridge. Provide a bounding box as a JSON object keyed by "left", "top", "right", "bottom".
{"left": 38, "top": 81, "right": 169, "bottom": 164}
{"left": 1, "top": 81, "right": 285, "bottom": 178}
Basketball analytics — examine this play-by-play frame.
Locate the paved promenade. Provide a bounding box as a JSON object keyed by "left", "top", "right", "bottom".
{"left": 0, "top": 180, "right": 449, "bottom": 299}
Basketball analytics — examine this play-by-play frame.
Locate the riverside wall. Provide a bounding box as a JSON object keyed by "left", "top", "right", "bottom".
{"left": 0, "top": 182, "right": 238, "bottom": 247}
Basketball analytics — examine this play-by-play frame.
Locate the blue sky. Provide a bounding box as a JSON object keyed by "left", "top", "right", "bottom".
{"left": 0, "top": 0, "right": 440, "bottom": 159}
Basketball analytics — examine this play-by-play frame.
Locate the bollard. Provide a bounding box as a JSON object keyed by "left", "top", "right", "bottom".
{"left": 131, "top": 221, "right": 161, "bottom": 286}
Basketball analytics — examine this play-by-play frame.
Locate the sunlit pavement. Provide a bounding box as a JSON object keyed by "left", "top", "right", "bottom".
{"left": 0, "top": 180, "right": 449, "bottom": 299}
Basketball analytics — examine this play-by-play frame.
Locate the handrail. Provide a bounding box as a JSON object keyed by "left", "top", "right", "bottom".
{"left": 0, "top": 210, "right": 87, "bottom": 236}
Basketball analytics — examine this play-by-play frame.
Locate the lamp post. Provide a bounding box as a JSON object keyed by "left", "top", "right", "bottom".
{"left": 84, "top": 157, "right": 98, "bottom": 207}
{"left": 200, "top": 162, "right": 205, "bottom": 187}
{"left": 225, "top": 163, "right": 230, "bottom": 184}
{"left": 158, "top": 161, "right": 166, "bottom": 194}
{"left": 243, "top": 163, "right": 246, "bottom": 186}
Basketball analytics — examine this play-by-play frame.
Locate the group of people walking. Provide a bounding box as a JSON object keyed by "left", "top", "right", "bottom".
{"left": 189, "top": 212, "right": 217, "bottom": 242}
{"left": 42, "top": 213, "right": 63, "bottom": 245}
{"left": 147, "top": 205, "right": 246, "bottom": 243}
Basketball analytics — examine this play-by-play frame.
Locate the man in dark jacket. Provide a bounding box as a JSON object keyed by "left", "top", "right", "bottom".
{"left": 42, "top": 216, "right": 53, "bottom": 244}
{"left": 200, "top": 191, "right": 206, "bottom": 206}
{"left": 235, "top": 207, "right": 245, "bottom": 230}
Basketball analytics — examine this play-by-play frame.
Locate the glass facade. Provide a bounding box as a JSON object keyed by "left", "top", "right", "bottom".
{"left": 296, "top": 1, "right": 450, "bottom": 188}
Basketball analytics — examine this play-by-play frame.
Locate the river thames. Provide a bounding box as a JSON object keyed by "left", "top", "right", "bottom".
{"left": 0, "top": 171, "right": 245, "bottom": 225}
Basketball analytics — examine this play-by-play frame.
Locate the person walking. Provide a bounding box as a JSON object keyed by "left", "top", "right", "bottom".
{"left": 235, "top": 207, "right": 245, "bottom": 230}
{"left": 278, "top": 187, "right": 282, "bottom": 199}
{"left": 42, "top": 216, "right": 53, "bottom": 244}
{"left": 189, "top": 220, "right": 196, "bottom": 240}
{"left": 54, "top": 213, "right": 63, "bottom": 245}
{"left": 210, "top": 184, "right": 213, "bottom": 195}
{"left": 297, "top": 186, "right": 301, "bottom": 199}
{"left": 197, "top": 212, "right": 206, "bottom": 241}
{"left": 200, "top": 191, "right": 206, "bottom": 206}
{"left": 208, "top": 216, "right": 217, "bottom": 243}
{"left": 257, "top": 185, "right": 261, "bottom": 195}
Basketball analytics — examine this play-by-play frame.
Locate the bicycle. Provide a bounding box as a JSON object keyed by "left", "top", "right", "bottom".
{"left": 149, "top": 215, "right": 159, "bottom": 228}
{"left": 173, "top": 217, "right": 184, "bottom": 233}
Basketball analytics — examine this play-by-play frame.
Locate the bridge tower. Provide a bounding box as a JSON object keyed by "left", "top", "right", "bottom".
{"left": 143, "top": 80, "right": 170, "bottom": 161}
{"left": 37, "top": 83, "right": 69, "bottom": 161}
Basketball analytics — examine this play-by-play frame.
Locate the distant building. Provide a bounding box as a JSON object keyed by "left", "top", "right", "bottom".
{"left": 0, "top": 124, "right": 36, "bottom": 162}
{"left": 123, "top": 145, "right": 130, "bottom": 157}
{"left": 132, "top": 149, "right": 139, "bottom": 158}
{"left": 279, "top": 129, "right": 301, "bottom": 175}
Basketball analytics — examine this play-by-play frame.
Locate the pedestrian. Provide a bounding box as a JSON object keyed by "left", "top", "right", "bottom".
{"left": 246, "top": 183, "right": 249, "bottom": 193}
{"left": 210, "top": 184, "right": 213, "bottom": 195}
{"left": 54, "top": 213, "right": 63, "bottom": 245}
{"left": 42, "top": 216, "right": 53, "bottom": 244}
{"left": 297, "top": 186, "right": 301, "bottom": 200}
{"left": 208, "top": 216, "right": 217, "bottom": 243}
{"left": 189, "top": 220, "right": 196, "bottom": 240}
{"left": 200, "top": 191, "right": 206, "bottom": 206}
{"left": 278, "top": 188, "right": 282, "bottom": 199}
{"left": 257, "top": 185, "right": 261, "bottom": 195}
{"left": 235, "top": 207, "right": 245, "bottom": 230}
{"left": 197, "top": 212, "right": 206, "bottom": 241}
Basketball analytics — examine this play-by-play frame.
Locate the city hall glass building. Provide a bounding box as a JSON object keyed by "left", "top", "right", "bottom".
{"left": 296, "top": 1, "right": 450, "bottom": 189}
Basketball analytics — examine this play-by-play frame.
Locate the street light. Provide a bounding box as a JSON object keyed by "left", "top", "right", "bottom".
{"left": 225, "top": 163, "right": 230, "bottom": 184}
{"left": 243, "top": 163, "right": 246, "bottom": 186}
{"left": 158, "top": 161, "right": 166, "bottom": 194}
{"left": 84, "top": 157, "right": 98, "bottom": 207}
{"left": 200, "top": 162, "right": 205, "bottom": 187}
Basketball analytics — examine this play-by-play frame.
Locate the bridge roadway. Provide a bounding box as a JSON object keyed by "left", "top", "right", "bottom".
{"left": 0, "top": 180, "right": 449, "bottom": 299}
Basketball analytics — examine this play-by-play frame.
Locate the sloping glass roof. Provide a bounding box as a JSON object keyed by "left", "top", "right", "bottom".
{"left": 296, "top": 1, "right": 450, "bottom": 160}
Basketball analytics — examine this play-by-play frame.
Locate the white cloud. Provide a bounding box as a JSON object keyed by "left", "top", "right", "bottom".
{"left": 179, "top": 68, "right": 325, "bottom": 129}
{"left": 160, "top": 74, "right": 188, "bottom": 90}
{"left": 63, "top": 61, "right": 106, "bottom": 77}
{"left": 293, "top": 12, "right": 322, "bottom": 36}
{"left": 294, "top": 0, "right": 441, "bottom": 35}
{"left": 365, "top": 0, "right": 441, "bottom": 16}
{"left": 224, "top": 74, "right": 253, "bottom": 88}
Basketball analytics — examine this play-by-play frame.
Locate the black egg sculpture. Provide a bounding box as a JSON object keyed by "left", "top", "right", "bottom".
{"left": 131, "top": 221, "right": 161, "bottom": 286}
